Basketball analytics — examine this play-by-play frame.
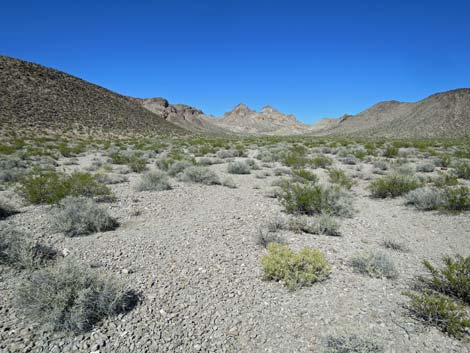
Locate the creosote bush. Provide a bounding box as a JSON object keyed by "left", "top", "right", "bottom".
{"left": 262, "top": 243, "right": 330, "bottom": 290}
{"left": 52, "top": 196, "right": 118, "bottom": 237}
{"left": 351, "top": 251, "right": 398, "bottom": 279}
{"left": 19, "top": 170, "right": 112, "bottom": 204}
{"left": 311, "top": 155, "right": 333, "bottom": 169}
{"left": 0, "top": 225, "right": 56, "bottom": 269}
{"left": 178, "top": 166, "right": 220, "bottom": 185}
{"left": 279, "top": 181, "right": 353, "bottom": 217}
{"left": 227, "top": 161, "right": 251, "bottom": 174}
{"left": 369, "top": 174, "right": 421, "bottom": 198}
{"left": 445, "top": 186, "right": 470, "bottom": 211}
{"left": 135, "top": 170, "right": 172, "bottom": 192}
{"left": 403, "top": 290, "right": 470, "bottom": 338}
{"left": 328, "top": 168, "right": 355, "bottom": 190}
{"left": 16, "top": 259, "right": 139, "bottom": 333}
{"left": 292, "top": 169, "right": 318, "bottom": 183}
{"left": 454, "top": 161, "right": 470, "bottom": 179}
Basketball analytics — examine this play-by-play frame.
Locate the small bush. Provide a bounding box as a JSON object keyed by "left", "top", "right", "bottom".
{"left": 445, "top": 186, "right": 470, "bottom": 211}
{"left": 383, "top": 145, "right": 398, "bottom": 158}
{"left": 135, "top": 170, "right": 172, "bottom": 192}
{"left": 416, "top": 163, "right": 435, "bottom": 173}
{"left": 16, "top": 259, "right": 138, "bottom": 332}
{"left": 433, "top": 172, "right": 459, "bottom": 188}
{"left": 405, "top": 187, "right": 446, "bottom": 210}
{"left": 454, "top": 162, "right": 470, "bottom": 179}
{"left": 52, "top": 196, "right": 118, "bottom": 237}
{"left": 279, "top": 182, "right": 353, "bottom": 217}
{"left": 419, "top": 255, "right": 470, "bottom": 304}
{"left": 0, "top": 225, "right": 56, "bottom": 269}
{"left": 403, "top": 290, "right": 470, "bottom": 338}
{"left": 282, "top": 152, "right": 309, "bottom": 168}
{"left": 311, "top": 155, "right": 333, "bottom": 169}
{"left": 256, "top": 228, "right": 285, "bottom": 248}
{"left": 328, "top": 168, "right": 355, "bottom": 190}
{"left": 216, "top": 149, "right": 239, "bottom": 159}
{"left": 19, "top": 170, "right": 112, "bottom": 204}
{"left": 321, "top": 334, "right": 382, "bottom": 353}
{"left": 288, "top": 214, "right": 340, "bottom": 236}
{"left": 341, "top": 155, "right": 358, "bottom": 165}
{"left": 227, "top": 161, "right": 251, "bottom": 174}
{"left": 369, "top": 174, "right": 421, "bottom": 198}
{"left": 95, "top": 173, "right": 128, "bottom": 185}
{"left": 168, "top": 160, "right": 193, "bottom": 177}
{"left": 179, "top": 166, "right": 220, "bottom": 185}
{"left": 221, "top": 177, "right": 237, "bottom": 189}
{"left": 292, "top": 169, "right": 318, "bottom": 183}
{"left": 262, "top": 243, "right": 330, "bottom": 290}
{"left": 351, "top": 252, "right": 398, "bottom": 279}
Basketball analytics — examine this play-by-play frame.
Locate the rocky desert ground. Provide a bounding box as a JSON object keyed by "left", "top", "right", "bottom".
{"left": 1, "top": 135, "right": 469, "bottom": 353}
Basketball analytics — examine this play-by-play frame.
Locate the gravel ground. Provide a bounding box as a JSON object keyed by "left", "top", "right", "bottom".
{"left": 1, "top": 152, "right": 469, "bottom": 353}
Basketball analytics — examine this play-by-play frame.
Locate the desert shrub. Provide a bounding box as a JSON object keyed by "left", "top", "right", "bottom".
{"left": 454, "top": 161, "right": 470, "bottom": 179}
{"left": 328, "top": 168, "right": 355, "bottom": 190}
{"left": 416, "top": 163, "right": 435, "bottom": 173}
{"left": 351, "top": 252, "right": 398, "bottom": 279}
{"left": 382, "top": 239, "right": 407, "bottom": 252}
{"left": 267, "top": 216, "right": 287, "bottom": 232}
{"left": 311, "top": 155, "right": 333, "bottom": 169}
{"left": 179, "top": 166, "right": 220, "bottom": 185}
{"left": 341, "top": 155, "right": 358, "bottom": 165}
{"left": 279, "top": 182, "right": 353, "bottom": 217}
{"left": 273, "top": 167, "right": 291, "bottom": 176}
{"left": 221, "top": 177, "right": 237, "bottom": 189}
{"left": 95, "top": 173, "right": 128, "bottom": 185}
{"left": 419, "top": 255, "right": 470, "bottom": 304}
{"left": 444, "top": 186, "right": 470, "bottom": 211}
{"left": 383, "top": 145, "right": 398, "bottom": 158}
{"left": 19, "top": 170, "right": 112, "bottom": 204}
{"left": 168, "top": 160, "right": 193, "bottom": 177}
{"left": 405, "top": 187, "right": 446, "bottom": 210}
{"left": 216, "top": 149, "right": 239, "bottom": 159}
{"left": 197, "top": 157, "right": 223, "bottom": 166}
{"left": 0, "top": 196, "right": 17, "bottom": 219}
{"left": 0, "top": 155, "right": 29, "bottom": 183}
{"left": 433, "top": 172, "right": 459, "bottom": 188}
{"left": 403, "top": 290, "right": 470, "bottom": 338}
{"left": 288, "top": 214, "right": 340, "bottom": 236}
{"left": 393, "top": 163, "right": 415, "bottom": 176}
{"left": 256, "top": 228, "right": 285, "bottom": 248}
{"left": 227, "top": 161, "right": 251, "bottom": 174}
{"left": 135, "top": 170, "right": 171, "bottom": 192}
{"left": 155, "top": 155, "right": 174, "bottom": 171}
{"left": 372, "top": 160, "right": 388, "bottom": 171}
{"left": 245, "top": 158, "right": 259, "bottom": 169}
{"left": 369, "top": 174, "right": 421, "bottom": 198}
{"left": 16, "top": 259, "right": 138, "bottom": 332}
{"left": 292, "top": 169, "right": 318, "bottom": 183}
{"left": 52, "top": 196, "right": 118, "bottom": 237}
{"left": 262, "top": 243, "right": 330, "bottom": 290}
{"left": 321, "top": 334, "right": 382, "bottom": 353}
{"left": 110, "top": 152, "right": 147, "bottom": 172}
{"left": 0, "top": 225, "right": 56, "bottom": 269}
{"left": 315, "top": 213, "right": 341, "bottom": 236}
{"left": 282, "top": 152, "right": 309, "bottom": 168}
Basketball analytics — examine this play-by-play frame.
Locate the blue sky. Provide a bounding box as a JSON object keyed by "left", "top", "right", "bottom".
{"left": 1, "top": 0, "right": 470, "bottom": 123}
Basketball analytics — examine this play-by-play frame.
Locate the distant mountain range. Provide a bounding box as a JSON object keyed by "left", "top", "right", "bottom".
{"left": 1, "top": 55, "right": 469, "bottom": 138}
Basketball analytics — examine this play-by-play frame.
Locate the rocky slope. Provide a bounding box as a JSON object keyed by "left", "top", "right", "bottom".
{"left": 0, "top": 56, "right": 185, "bottom": 136}
{"left": 315, "top": 89, "right": 470, "bottom": 138}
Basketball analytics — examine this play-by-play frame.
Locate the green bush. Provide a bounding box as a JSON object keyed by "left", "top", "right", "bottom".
{"left": 403, "top": 290, "right": 470, "bottom": 338}
{"left": 282, "top": 151, "right": 309, "bottom": 168}
{"left": 454, "top": 162, "right": 470, "bottom": 179}
{"left": 135, "top": 170, "right": 172, "bottom": 191}
{"left": 262, "top": 243, "right": 330, "bottom": 290}
{"left": 383, "top": 145, "right": 399, "bottom": 158}
{"left": 292, "top": 169, "right": 319, "bottom": 183}
{"left": 52, "top": 196, "right": 118, "bottom": 237}
{"left": 328, "top": 168, "right": 355, "bottom": 190}
{"left": 311, "top": 155, "right": 333, "bottom": 169}
{"left": 433, "top": 172, "right": 459, "bottom": 188}
{"left": 445, "top": 186, "right": 470, "bottom": 211}
{"left": 419, "top": 255, "right": 470, "bottom": 304}
{"left": 0, "top": 225, "right": 56, "bottom": 269}
{"left": 351, "top": 251, "right": 398, "bottom": 279}
{"left": 279, "top": 181, "right": 353, "bottom": 217}
{"left": 19, "top": 170, "right": 112, "bottom": 204}
{"left": 16, "top": 259, "right": 138, "bottom": 332}
{"left": 110, "top": 152, "right": 147, "bottom": 172}
{"left": 369, "top": 174, "right": 421, "bottom": 198}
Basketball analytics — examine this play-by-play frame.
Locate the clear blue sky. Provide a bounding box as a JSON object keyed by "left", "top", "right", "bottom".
{"left": 1, "top": 1, "right": 470, "bottom": 123}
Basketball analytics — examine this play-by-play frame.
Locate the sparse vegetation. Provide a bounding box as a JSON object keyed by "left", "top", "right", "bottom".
{"left": 52, "top": 196, "right": 118, "bottom": 237}
{"left": 227, "top": 160, "right": 251, "bottom": 174}
{"left": 405, "top": 187, "right": 446, "bottom": 210}
{"left": 328, "top": 168, "right": 355, "bottom": 190}
{"left": 262, "top": 243, "right": 330, "bottom": 290}
{"left": 16, "top": 259, "right": 138, "bottom": 332}
{"left": 0, "top": 196, "right": 17, "bottom": 219}
{"left": 369, "top": 174, "right": 421, "bottom": 198}
{"left": 321, "top": 334, "right": 382, "bottom": 353}
{"left": 178, "top": 166, "right": 221, "bottom": 185}
{"left": 454, "top": 161, "right": 470, "bottom": 179}
{"left": 0, "top": 225, "right": 56, "bottom": 269}
{"left": 135, "top": 170, "right": 172, "bottom": 191}
{"left": 351, "top": 251, "right": 398, "bottom": 279}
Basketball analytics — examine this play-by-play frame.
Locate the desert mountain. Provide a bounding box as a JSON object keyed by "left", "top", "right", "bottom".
{"left": 0, "top": 55, "right": 185, "bottom": 135}
{"left": 315, "top": 89, "right": 470, "bottom": 138}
